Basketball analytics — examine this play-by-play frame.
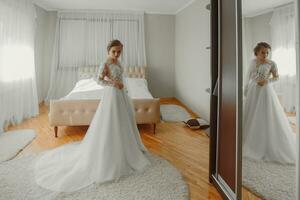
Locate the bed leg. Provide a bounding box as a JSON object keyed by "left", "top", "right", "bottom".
{"left": 153, "top": 123, "right": 156, "bottom": 134}
{"left": 54, "top": 126, "right": 58, "bottom": 138}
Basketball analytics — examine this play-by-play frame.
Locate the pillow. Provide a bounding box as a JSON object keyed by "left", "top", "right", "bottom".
{"left": 78, "top": 66, "right": 99, "bottom": 80}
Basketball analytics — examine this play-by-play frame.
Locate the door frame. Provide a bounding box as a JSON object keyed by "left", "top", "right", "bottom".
{"left": 210, "top": 0, "right": 300, "bottom": 199}
{"left": 209, "top": 0, "right": 219, "bottom": 184}
{"left": 296, "top": 0, "right": 300, "bottom": 199}
{"left": 209, "top": 0, "right": 243, "bottom": 199}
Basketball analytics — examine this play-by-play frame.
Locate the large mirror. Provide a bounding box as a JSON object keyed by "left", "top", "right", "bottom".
{"left": 241, "top": 0, "right": 298, "bottom": 199}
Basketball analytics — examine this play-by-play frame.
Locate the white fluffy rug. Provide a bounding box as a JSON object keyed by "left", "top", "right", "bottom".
{"left": 288, "top": 116, "right": 296, "bottom": 125}
{"left": 160, "top": 105, "right": 191, "bottom": 122}
{"left": 243, "top": 158, "right": 295, "bottom": 200}
{"left": 0, "top": 153, "right": 189, "bottom": 200}
{"left": 0, "top": 129, "right": 36, "bottom": 163}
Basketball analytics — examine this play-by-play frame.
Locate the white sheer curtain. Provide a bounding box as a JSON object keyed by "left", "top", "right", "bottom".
{"left": 0, "top": 0, "right": 38, "bottom": 132}
{"left": 270, "top": 4, "right": 296, "bottom": 112}
{"left": 45, "top": 11, "right": 146, "bottom": 101}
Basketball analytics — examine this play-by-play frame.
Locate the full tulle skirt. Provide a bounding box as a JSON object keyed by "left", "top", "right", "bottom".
{"left": 243, "top": 81, "right": 296, "bottom": 164}
{"left": 34, "top": 86, "right": 150, "bottom": 192}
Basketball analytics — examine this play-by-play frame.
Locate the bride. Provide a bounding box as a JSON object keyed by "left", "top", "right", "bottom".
{"left": 34, "top": 40, "right": 151, "bottom": 192}
{"left": 243, "top": 42, "right": 296, "bottom": 164}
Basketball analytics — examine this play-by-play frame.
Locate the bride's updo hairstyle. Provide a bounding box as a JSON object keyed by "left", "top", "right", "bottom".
{"left": 107, "top": 39, "right": 123, "bottom": 52}
{"left": 253, "top": 42, "right": 271, "bottom": 56}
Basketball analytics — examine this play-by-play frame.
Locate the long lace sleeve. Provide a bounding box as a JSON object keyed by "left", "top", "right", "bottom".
{"left": 268, "top": 61, "right": 279, "bottom": 83}
{"left": 96, "top": 63, "right": 114, "bottom": 86}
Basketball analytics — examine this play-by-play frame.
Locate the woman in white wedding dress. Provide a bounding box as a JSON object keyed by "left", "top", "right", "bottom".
{"left": 243, "top": 42, "right": 296, "bottom": 164}
{"left": 34, "top": 40, "right": 151, "bottom": 192}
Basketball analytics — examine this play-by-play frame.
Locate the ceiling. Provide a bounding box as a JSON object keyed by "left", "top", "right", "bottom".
{"left": 33, "top": 0, "right": 195, "bottom": 14}
{"left": 33, "top": 0, "right": 295, "bottom": 16}
{"left": 242, "top": 0, "right": 294, "bottom": 16}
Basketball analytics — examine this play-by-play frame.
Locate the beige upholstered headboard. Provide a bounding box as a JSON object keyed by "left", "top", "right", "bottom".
{"left": 78, "top": 65, "right": 146, "bottom": 80}
{"left": 124, "top": 66, "right": 146, "bottom": 79}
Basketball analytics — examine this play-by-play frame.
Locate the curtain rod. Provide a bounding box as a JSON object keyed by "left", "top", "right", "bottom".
{"left": 58, "top": 9, "right": 144, "bottom": 15}
{"left": 274, "top": 1, "right": 294, "bottom": 9}
{"left": 244, "top": 1, "right": 294, "bottom": 18}
{"left": 60, "top": 18, "right": 139, "bottom": 23}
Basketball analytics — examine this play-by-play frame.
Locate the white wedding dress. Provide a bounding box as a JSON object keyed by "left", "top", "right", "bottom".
{"left": 243, "top": 59, "right": 296, "bottom": 164}
{"left": 34, "top": 63, "right": 150, "bottom": 192}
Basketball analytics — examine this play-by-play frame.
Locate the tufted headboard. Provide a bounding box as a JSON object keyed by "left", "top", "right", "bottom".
{"left": 78, "top": 65, "right": 146, "bottom": 80}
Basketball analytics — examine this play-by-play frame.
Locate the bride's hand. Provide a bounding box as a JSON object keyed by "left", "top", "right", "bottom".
{"left": 117, "top": 82, "right": 124, "bottom": 89}
{"left": 257, "top": 79, "right": 267, "bottom": 86}
{"left": 113, "top": 81, "right": 124, "bottom": 89}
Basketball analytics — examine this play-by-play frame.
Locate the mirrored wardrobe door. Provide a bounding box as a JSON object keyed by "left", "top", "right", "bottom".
{"left": 241, "top": 0, "right": 299, "bottom": 199}
{"left": 209, "top": 0, "right": 243, "bottom": 199}
{"left": 295, "top": 0, "right": 299, "bottom": 199}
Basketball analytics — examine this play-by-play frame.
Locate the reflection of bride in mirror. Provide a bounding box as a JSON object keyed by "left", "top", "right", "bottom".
{"left": 243, "top": 42, "right": 296, "bottom": 164}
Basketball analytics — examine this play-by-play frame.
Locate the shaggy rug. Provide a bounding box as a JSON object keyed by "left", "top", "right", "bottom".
{"left": 243, "top": 158, "right": 295, "bottom": 200}
{"left": 160, "top": 105, "right": 191, "bottom": 122}
{"left": 288, "top": 116, "right": 296, "bottom": 125}
{"left": 0, "top": 153, "right": 189, "bottom": 200}
{"left": 0, "top": 129, "right": 36, "bottom": 163}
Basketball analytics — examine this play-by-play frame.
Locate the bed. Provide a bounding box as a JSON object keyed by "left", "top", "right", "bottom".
{"left": 49, "top": 66, "right": 160, "bottom": 137}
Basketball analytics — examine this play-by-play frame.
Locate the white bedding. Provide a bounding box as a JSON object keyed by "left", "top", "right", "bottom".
{"left": 125, "top": 78, "right": 153, "bottom": 99}
{"left": 62, "top": 78, "right": 153, "bottom": 100}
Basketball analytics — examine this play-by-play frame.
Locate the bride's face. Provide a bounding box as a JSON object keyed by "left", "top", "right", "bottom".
{"left": 256, "top": 47, "right": 269, "bottom": 61}
{"left": 108, "top": 46, "right": 122, "bottom": 61}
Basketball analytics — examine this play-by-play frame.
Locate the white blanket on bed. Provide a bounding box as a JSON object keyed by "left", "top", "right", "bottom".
{"left": 62, "top": 78, "right": 153, "bottom": 100}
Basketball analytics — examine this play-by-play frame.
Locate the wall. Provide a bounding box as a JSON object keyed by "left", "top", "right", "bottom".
{"left": 175, "top": 0, "right": 211, "bottom": 120}
{"left": 35, "top": 11, "right": 175, "bottom": 100}
{"left": 243, "top": 12, "right": 273, "bottom": 65}
{"left": 34, "top": 6, "right": 211, "bottom": 121}
{"left": 248, "top": 12, "right": 273, "bottom": 46}
{"left": 144, "top": 14, "right": 175, "bottom": 97}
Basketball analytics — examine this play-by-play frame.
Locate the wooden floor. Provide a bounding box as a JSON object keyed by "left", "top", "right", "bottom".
{"left": 6, "top": 98, "right": 262, "bottom": 200}
{"left": 7, "top": 98, "right": 221, "bottom": 199}
{"left": 286, "top": 112, "right": 297, "bottom": 133}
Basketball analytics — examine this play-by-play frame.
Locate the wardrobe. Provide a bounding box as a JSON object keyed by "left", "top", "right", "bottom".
{"left": 209, "top": 0, "right": 243, "bottom": 199}
{"left": 209, "top": 0, "right": 300, "bottom": 200}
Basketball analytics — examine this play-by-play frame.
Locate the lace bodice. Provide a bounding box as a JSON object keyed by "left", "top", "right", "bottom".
{"left": 245, "top": 59, "right": 279, "bottom": 84}
{"left": 97, "top": 62, "right": 124, "bottom": 86}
